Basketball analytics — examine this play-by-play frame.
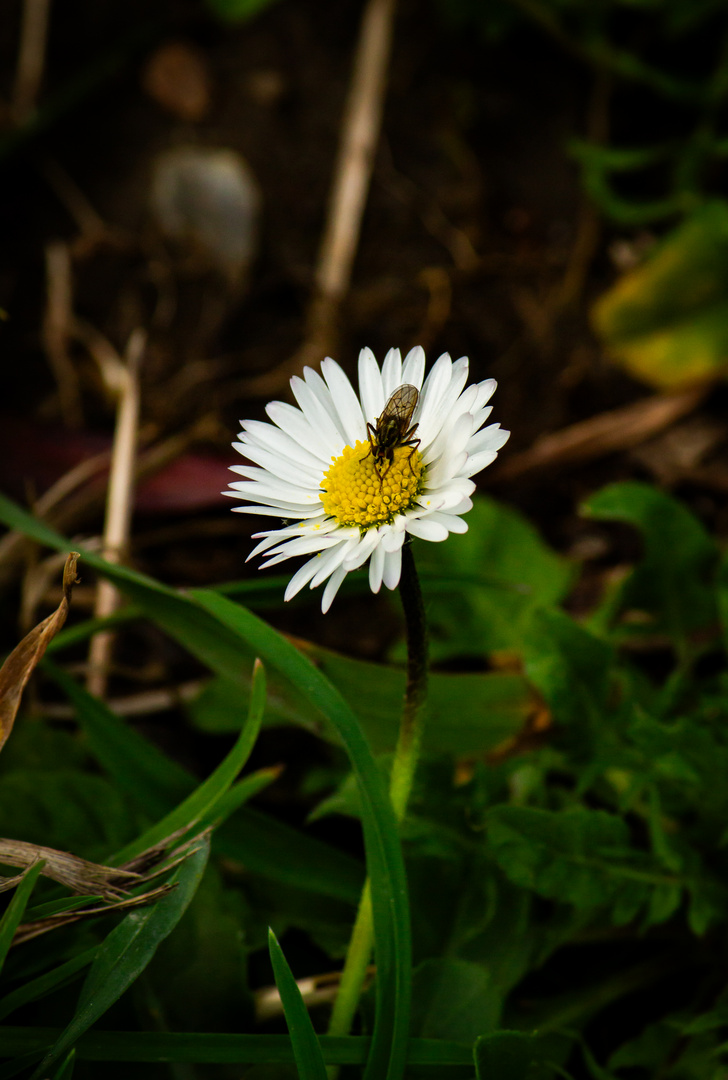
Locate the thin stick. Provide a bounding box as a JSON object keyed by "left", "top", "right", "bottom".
{"left": 12, "top": 0, "right": 51, "bottom": 121}
{"left": 315, "top": 0, "right": 397, "bottom": 307}
{"left": 244, "top": 0, "right": 398, "bottom": 396}
{"left": 86, "top": 330, "right": 145, "bottom": 698}
{"left": 43, "top": 241, "right": 83, "bottom": 428}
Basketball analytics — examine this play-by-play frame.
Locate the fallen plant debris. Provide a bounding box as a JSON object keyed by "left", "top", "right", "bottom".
{"left": 0, "top": 551, "right": 80, "bottom": 753}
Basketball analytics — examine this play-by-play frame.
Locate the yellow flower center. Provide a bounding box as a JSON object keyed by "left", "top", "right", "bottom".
{"left": 320, "top": 440, "right": 423, "bottom": 529}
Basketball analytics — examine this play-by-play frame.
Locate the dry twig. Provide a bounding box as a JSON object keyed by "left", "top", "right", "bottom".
{"left": 87, "top": 329, "right": 146, "bottom": 698}
{"left": 489, "top": 386, "right": 708, "bottom": 483}
{"left": 245, "top": 0, "right": 398, "bottom": 396}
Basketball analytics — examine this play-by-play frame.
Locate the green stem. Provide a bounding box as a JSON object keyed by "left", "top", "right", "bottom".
{"left": 327, "top": 541, "right": 428, "bottom": 1046}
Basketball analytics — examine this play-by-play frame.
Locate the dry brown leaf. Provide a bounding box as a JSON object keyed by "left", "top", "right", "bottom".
{"left": 489, "top": 387, "right": 707, "bottom": 482}
{"left": 0, "top": 551, "right": 80, "bottom": 753}
{"left": 0, "top": 837, "right": 139, "bottom": 899}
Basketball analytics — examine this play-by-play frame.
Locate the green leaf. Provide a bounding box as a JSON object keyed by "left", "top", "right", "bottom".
{"left": 522, "top": 608, "right": 615, "bottom": 729}
{"left": 0, "top": 1028, "right": 475, "bottom": 1067}
{"left": 413, "top": 495, "right": 574, "bottom": 659}
{"left": 487, "top": 805, "right": 677, "bottom": 919}
{"left": 0, "top": 948, "right": 98, "bottom": 1022}
{"left": 583, "top": 482, "right": 719, "bottom": 657}
{"left": 111, "top": 659, "right": 267, "bottom": 864}
{"left": 41, "top": 658, "right": 192, "bottom": 819}
{"left": 0, "top": 861, "right": 45, "bottom": 975}
{"left": 43, "top": 659, "right": 363, "bottom": 904}
{"left": 268, "top": 929, "right": 327, "bottom": 1080}
{"left": 189, "top": 589, "right": 411, "bottom": 1080}
{"left": 0, "top": 499, "right": 409, "bottom": 1080}
{"left": 592, "top": 200, "right": 728, "bottom": 387}
{"left": 191, "top": 657, "right": 533, "bottom": 756}
{"left": 411, "top": 958, "right": 499, "bottom": 1042}
{"left": 50, "top": 1049, "right": 75, "bottom": 1080}
{"left": 474, "top": 1031, "right": 552, "bottom": 1080}
{"left": 29, "top": 836, "right": 210, "bottom": 1079}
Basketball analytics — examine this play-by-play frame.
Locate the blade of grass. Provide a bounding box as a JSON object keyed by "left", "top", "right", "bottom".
{"left": 43, "top": 657, "right": 363, "bottom": 904}
{"left": 268, "top": 929, "right": 328, "bottom": 1080}
{"left": 0, "top": 496, "right": 410, "bottom": 1080}
{"left": 189, "top": 589, "right": 411, "bottom": 1080}
{"left": 0, "top": 1029, "right": 473, "bottom": 1066}
{"left": 0, "top": 862, "right": 45, "bottom": 975}
{"left": 0, "top": 947, "right": 98, "bottom": 1022}
{"left": 29, "top": 836, "right": 210, "bottom": 1079}
{"left": 110, "top": 659, "right": 266, "bottom": 864}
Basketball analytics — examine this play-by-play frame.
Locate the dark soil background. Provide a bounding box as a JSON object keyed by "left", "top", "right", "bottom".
{"left": 1, "top": 0, "right": 726, "bottom": 707}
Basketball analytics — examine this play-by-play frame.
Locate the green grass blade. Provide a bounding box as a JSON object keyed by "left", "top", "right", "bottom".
{"left": 111, "top": 659, "right": 266, "bottom": 864}
{"left": 189, "top": 589, "right": 411, "bottom": 1080}
{"left": 50, "top": 1048, "right": 75, "bottom": 1080}
{"left": 268, "top": 929, "right": 328, "bottom": 1080}
{"left": 0, "top": 862, "right": 45, "bottom": 976}
{"left": 0, "top": 1028, "right": 473, "bottom": 1066}
{"left": 43, "top": 658, "right": 266, "bottom": 866}
{"left": 28, "top": 836, "right": 209, "bottom": 1079}
{"left": 44, "top": 656, "right": 362, "bottom": 904}
{"left": 42, "top": 658, "right": 192, "bottom": 818}
{"left": 0, "top": 496, "right": 410, "bottom": 1080}
{"left": 0, "top": 948, "right": 98, "bottom": 1022}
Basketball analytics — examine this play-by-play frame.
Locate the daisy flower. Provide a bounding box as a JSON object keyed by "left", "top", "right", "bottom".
{"left": 225, "top": 347, "right": 509, "bottom": 612}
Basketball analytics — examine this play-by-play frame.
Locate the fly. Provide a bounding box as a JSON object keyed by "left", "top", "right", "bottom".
{"left": 365, "top": 383, "right": 421, "bottom": 483}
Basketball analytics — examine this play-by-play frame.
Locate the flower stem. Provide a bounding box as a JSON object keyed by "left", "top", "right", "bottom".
{"left": 327, "top": 540, "right": 428, "bottom": 1044}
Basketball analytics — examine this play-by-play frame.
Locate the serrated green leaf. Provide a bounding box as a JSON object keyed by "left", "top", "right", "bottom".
{"left": 522, "top": 608, "right": 615, "bottom": 729}
{"left": 413, "top": 495, "right": 574, "bottom": 659}
{"left": 583, "top": 482, "right": 719, "bottom": 657}
{"left": 487, "top": 805, "right": 677, "bottom": 916}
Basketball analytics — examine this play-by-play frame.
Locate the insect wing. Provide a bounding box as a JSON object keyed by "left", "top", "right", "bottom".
{"left": 381, "top": 383, "right": 418, "bottom": 427}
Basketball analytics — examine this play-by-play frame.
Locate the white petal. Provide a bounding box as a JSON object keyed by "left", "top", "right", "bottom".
{"left": 290, "top": 376, "right": 346, "bottom": 451}
{"left": 469, "top": 405, "right": 493, "bottom": 434}
{"left": 261, "top": 534, "right": 343, "bottom": 567}
{"left": 343, "top": 528, "right": 382, "bottom": 570}
{"left": 369, "top": 542, "right": 385, "bottom": 593}
{"left": 310, "top": 538, "right": 360, "bottom": 587}
{"left": 229, "top": 477, "right": 320, "bottom": 502}
{"left": 406, "top": 517, "right": 449, "bottom": 542}
{"left": 358, "top": 347, "right": 385, "bottom": 424}
{"left": 402, "top": 346, "right": 426, "bottom": 389}
{"left": 242, "top": 420, "right": 325, "bottom": 474}
{"left": 381, "top": 348, "right": 403, "bottom": 398}
{"left": 468, "top": 423, "right": 510, "bottom": 455}
{"left": 232, "top": 504, "right": 322, "bottom": 519}
{"left": 234, "top": 442, "right": 322, "bottom": 487}
{"left": 381, "top": 527, "right": 405, "bottom": 553}
{"left": 425, "top": 449, "right": 469, "bottom": 488}
{"left": 285, "top": 556, "right": 323, "bottom": 601}
{"left": 472, "top": 378, "right": 497, "bottom": 412}
{"left": 322, "top": 358, "right": 367, "bottom": 446}
{"left": 428, "top": 510, "right": 469, "bottom": 534}
{"left": 266, "top": 401, "right": 334, "bottom": 463}
{"left": 382, "top": 546, "right": 402, "bottom": 590}
{"left": 322, "top": 565, "right": 348, "bottom": 613}
{"left": 462, "top": 449, "right": 499, "bottom": 477}
{"left": 415, "top": 353, "right": 453, "bottom": 447}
